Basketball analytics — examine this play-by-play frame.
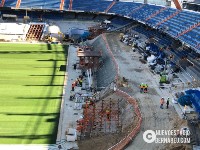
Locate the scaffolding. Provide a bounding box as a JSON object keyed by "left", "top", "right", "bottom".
{"left": 77, "top": 98, "right": 121, "bottom": 139}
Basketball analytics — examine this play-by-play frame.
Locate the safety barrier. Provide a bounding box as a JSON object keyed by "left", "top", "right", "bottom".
{"left": 101, "top": 33, "right": 142, "bottom": 150}
{"left": 108, "top": 89, "right": 142, "bottom": 150}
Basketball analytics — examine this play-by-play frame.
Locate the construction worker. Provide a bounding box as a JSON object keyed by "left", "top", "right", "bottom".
{"left": 79, "top": 79, "right": 83, "bottom": 87}
{"left": 182, "top": 105, "right": 187, "bottom": 119}
{"left": 106, "top": 109, "right": 110, "bottom": 120}
{"left": 160, "top": 97, "right": 165, "bottom": 109}
{"left": 72, "top": 82, "right": 75, "bottom": 91}
{"left": 79, "top": 75, "right": 83, "bottom": 80}
{"left": 75, "top": 78, "right": 79, "bottom": 86}
{"left": 143, "top": 84, "right": 148, "bottom": 93}
{"left": 183, "top": 105, "right": 187, "bottom": 115}
{"left": 70, "top": 91, "right": 75, "bottom": 101}
{"left": 166, "top": 97, "right": 170, "bottom": 109}
{"left": 140, "top": 83, "right": 144, "bottom": 93}
{"left": 73, "top": 63, "right": 77, "bottom": 70}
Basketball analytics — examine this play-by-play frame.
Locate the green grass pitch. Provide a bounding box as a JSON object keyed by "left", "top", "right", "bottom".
{"left": 0, "top": 43, "right": 68, "bottom": 144}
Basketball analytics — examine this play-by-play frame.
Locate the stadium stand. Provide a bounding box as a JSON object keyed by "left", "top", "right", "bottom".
{"left": 20, "top": 0, "right": 60, "bottom": 9}
{"left": 178, "top": 26, "right": 200, "bottom": 49}
{"left": 158, "top": 10, "right": 200, "bottom": 37}
{"left": 146, "top": 7, "right": 176, "bottom": 26}
{"left": 26, "top": 23, "right": 45, "bottom": 41}
{"left": 0, "top": 1, "right": 200, "bottom": 149}
{"left": 108, "top": 2, "right": 141, "bottom": 16}
{"left": 131, "top": 4, "right": 162, "bottom": 22}
{"left": 4, "top": 0, "right": 16, "bottom": 7}
{"left": 72, "top": 0, "right": 110, "bottom": 12}
{"left": 1, "top": 1, "right": 200, "bottom": 52}
{"left": 109, "top": 16, "right": 133, "bottom": 26}
{"left": 132, "top": 25, "right": 173, "bottom": 47}
{"left": 0, "top": 23, "right": 29, "bottom": 41}
{"left": 77, "top": 13, "right": 94, "bottom": 20}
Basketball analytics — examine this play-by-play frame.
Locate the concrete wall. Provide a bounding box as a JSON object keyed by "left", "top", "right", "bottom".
{"left": 90, "top": 36, "right": 117, "bottom": 88}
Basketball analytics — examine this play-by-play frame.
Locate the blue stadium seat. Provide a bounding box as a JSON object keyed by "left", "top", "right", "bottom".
{"left": 131, "top": 4, "right": 161, "bottom": 22}
{"left": 72, "top": 0, "right": 110, "bottom": 12}
{"left": 109, "top": 2, "right": 141, "bottom": 17}
{"left": 4, "top": 0, "right": 16, "bottom": 7}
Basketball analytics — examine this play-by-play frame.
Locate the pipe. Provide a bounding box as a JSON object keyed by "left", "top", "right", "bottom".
{"left": 87, "top": 70, "right": 90, "bottom": 87}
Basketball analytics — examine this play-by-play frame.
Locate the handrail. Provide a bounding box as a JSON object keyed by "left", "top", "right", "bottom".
{"left": 16, "top": 0, "right": 21, "bottom": 8}
{"left": 60, "top": 0, "right": 65, "bottom": 10}
{"left": 0, "top": 0, "right": 5, "bottom": 7}
{"left": 156, "top": 10, "right": 181, "bottom": 27}
{"left": 105, "top": 0, "right": 116, "bottom": 13}
{"left": 128, "top": 4, "right": 145, "bottom": 17}
{"left": 177, "top": 22, "right": 200, "bottom": 37}
{"left": 145, "top": 7, "right": 167, "bottom": 21}
{"left": 68, "top": 0, "right": 73, "bottom": 11}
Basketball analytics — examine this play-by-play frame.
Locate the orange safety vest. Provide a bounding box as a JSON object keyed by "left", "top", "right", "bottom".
{"left": 72, "top": 82, "right": 75, "bottom": 87}
{"left": 160, "top": 98, "right": 164, "bottom": 104}
{"left": 106, "top": 110, "right": 110, "bottom": 114}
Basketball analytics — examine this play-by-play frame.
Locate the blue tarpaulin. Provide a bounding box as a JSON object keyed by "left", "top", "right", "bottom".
{"left": 178, "top": 94, "right": 193, "bottom": 106}
{"left": 185, "top": 90, "right": 200, "bottom": 113}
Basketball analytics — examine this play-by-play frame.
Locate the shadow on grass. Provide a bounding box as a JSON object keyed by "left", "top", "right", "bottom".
{"left": 62, "top": 45, "right": 68, "bottom": 63}
{"left": 0, "top": 134, "right": 53, "bottom": 139}
{"left": 46, "top": 117, "right": 59, "bottom": 122}
{"left": 47, "top": 44, "right": 52, "bottom": 50}
{"left": 24, "top": 84, "right": 64, "bottom": 86}
{"left": 37, "top": 59, "right": 66, "bottom": 61}
{"left": 0, "top": 51, "right": 64, "bottom": 54}
{"left": 16, "top": 96, "right": 62, "bottom": 100}
{"left": 22, "top": 44, "right": 67, "bottom": 144}
{"left": 29, "top": 75, "right": 65, "bottom": 76}
{"left": 4, "top": 112, "right": 59, "bottom": 116}
{"left": 59, "top": 65, "right": 66, "bottom": 71}
{"left": 33, "top": 67, "right": 60, "bottom": 69}
{"left": 13, "top": 44, "right": 68, "bottom": 144}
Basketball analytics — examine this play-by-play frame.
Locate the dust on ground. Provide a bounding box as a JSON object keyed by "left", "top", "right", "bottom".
{"left": 77, "top": 91, "right": 138, "bottom": 150}
{"left": 105, "top": 33, "right": 191, "bottom": 150}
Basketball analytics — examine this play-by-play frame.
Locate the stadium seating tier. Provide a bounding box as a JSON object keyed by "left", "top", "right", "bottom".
{"left": 2, "top": 0, "right": 200, "bottom": 52}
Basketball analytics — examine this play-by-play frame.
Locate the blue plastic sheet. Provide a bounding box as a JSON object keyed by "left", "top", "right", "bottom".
{"left": 185, "top": 90, "right": 200, "bottom": 113}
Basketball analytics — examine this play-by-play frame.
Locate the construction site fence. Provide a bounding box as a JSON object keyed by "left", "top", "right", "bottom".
{"left": 108, "top": 89, "right": 142, "bottom": 150}
{"left": 101, "top": 33, "right": 143, "bottom": 150}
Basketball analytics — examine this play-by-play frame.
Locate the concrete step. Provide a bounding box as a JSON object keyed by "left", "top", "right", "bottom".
{"left": 173, "top": 103, "right": 184, "bottom": 119}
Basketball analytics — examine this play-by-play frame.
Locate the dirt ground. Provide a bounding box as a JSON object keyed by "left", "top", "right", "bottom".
{"left": 77, "top": 91, "right": 138, "bottom": 150}
{"left": 105, "top": 33, "right": 193, "bottom": 150}
{"left": 162, "top": 116, "right": 192, "bottom": 150}
{"left": 78, "top": 112, "right": 140, "bottom": 150}
{"left": 78, "top": 133, "right": 123, "bottom": 150}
